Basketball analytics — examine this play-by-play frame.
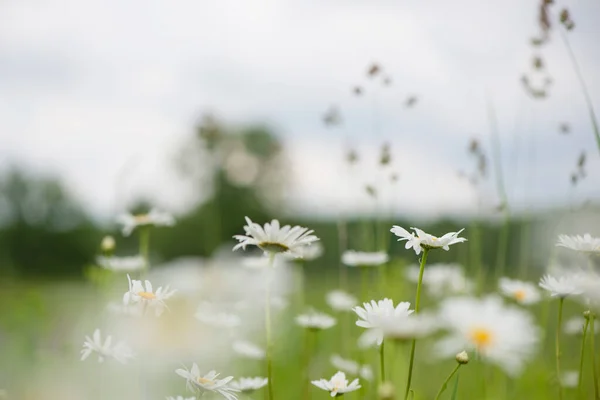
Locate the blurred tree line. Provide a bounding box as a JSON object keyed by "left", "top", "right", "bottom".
{"left": 0, "top": 116, "right": 552, "bottom": 280}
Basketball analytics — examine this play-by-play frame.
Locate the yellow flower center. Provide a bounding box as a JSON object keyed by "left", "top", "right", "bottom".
{"left": 469, "top": 327, "right": 493, "bottom": 349}
{"left": 514, "top": 289, "right": 526, "bottom": 301}
{"left": 198, "top": 377, "right": 215, "bottom": 385}
{"left": 137, "top": 291, "right": 156, "bottom": 300}
{"left": 134, "top": 214, "right": 151, "bottom": 224}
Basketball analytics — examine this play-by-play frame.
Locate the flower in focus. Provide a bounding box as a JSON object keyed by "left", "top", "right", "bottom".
{"left": 123, "top": 275, "right": 176, "bottom": 316}
{"left": 561, "top": 371, "right": 579, "bottom": 388}
{"left": 499, "top": 278, "right": 541, "bottom": 305}
{"left": 330, "top": 354, "right": 374, "bottom": 381}
{"left": 405, "top": 264, "right": 472, "bottom": 297}
{"left": 353, "top": 299, "right": 413, "bottom": 347}
{"left": 97, "top": 255, "right": 145, "bottom": 272}
{"left": 117, "top": 209, "right": 175, "bottom": 236}
{"left": 341, "top": 251, "right": 388, "bottom": 267}
{"left": 435, "top": 296, "right": 539, "bottom": 375}
{"left": 80, "top": 329, "right": 133, "bottom": 364}
{"left": 175, "top": 364, "right": 239, "bottom": 400}
{"left": 312, "top": 371, "right": 361, "bottom": 397}
{"left": 233, "top": 217, "right": 319, "bottom": 257}
{"left": 326, "top": 290, "right": 358, "bottom": 312}
{"left": 556, "top": 234, "right": 600, "bottom": 254}
{"left": 229, "top": 377, "right": 268, "bottom": 393}
{"left": 296, "top": 310, "right": 336, "bottom": 331}
{"left": 232, "top": 340, "right": 265, "bottom": 360}
{"left": 390, "top": 226, "right": 466, "bottom": 255}
{"left": 539, "top": 274, "right": 584, "bottom": 298}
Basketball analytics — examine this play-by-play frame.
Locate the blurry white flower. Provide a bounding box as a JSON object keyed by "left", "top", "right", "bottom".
{"left": 224, "top": 148, "right": 260, "bottom": 187}
{"left": 499, "top": 278, "right": 541, "bottom": 305}
{"left": 97, "top": 255, "right": 145, "bottom": 272}
{"left": 341, "top": 251, "right": 388, "bottom": 267}
{"left": 326, "top": 290, "right": 358, "bottom": 312}
{"left": 379, "top": 313, "right": 439, "bottom": 343}
{"left": 390, "top": 226, "right": 466, "bottom": 255}
{"left": 405, "top": 264, "right": 471, "bottom": 297}
{"left": 118, "top": 209, "right": 175, "bottom": 236}
{"left": 229, "top": 377, "right": 268, "bottom": 393}
{"left": 232, "top": 340, "right": 265, "bottom": 360}
{"left": 571, "top": 271, "right": 600, "bottom": 308}
{"left": 564, "top": 317, "right": 599, "bottom": 335}
{"left": 123, "top": 275, "right": 176, "bottom": 316}
{"left": 100, "top": 235, "right": 115, "bottom": 252}
{"left": 106, "top": 301, "right": 143, "bottom": 317}
{"left": 175, "top": 364, "right": 239, "bottom": 400}
{"left": 241, "top": 255, "right": 288, "bottom": 270}
{"left": 435, "top": 296, "right": 539, "bottom": 375}
{"left": 539, "top": 274, "right": 584, "bottom": 298}
{"left": 233, "top": 217, "right": 319, "bottom": 257}
{"left": 561, "top": 371, "right": 579, "bottom": 388}
{"left": 291, "top": 242, "right": 324, "bottom": 261}
{"left": 353, "top": 299, "right": 413, "bottom": 347}
{"left": 296, "top": 311, "right": 336, "bottom": 330}
{"left": 166, "top": 397, "right": 196, "bottom": 400}
{"left": 312, "top": 371, "right": 361, "bottom": 397}
{"left": 80, "top": 329, "right": 133, "bottom": 364}
{"left": 557, "top": 234, "right": 600, "bottom": 254}
{"left": 330, "top": 355, "right": 374, "bottom": 381}
{"left": 196, "top": 302, "right": 241, "bottom": 329}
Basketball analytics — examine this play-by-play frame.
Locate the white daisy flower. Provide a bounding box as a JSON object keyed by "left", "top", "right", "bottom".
{"left": 539, "top": 274, "right": 584, "bottom": 298}
{"left": 118, "top": 208, "right": 175, "bottom": 236}
{"left": 341, "top": 251, "right": 388, "bottom": 267}
{"left": 232, "top": 340, "right": 265, "bottom": 360}
{"left": 233, "top": 217, "right": 319, "bottom": 257}
{"left": 97, "top": 255, "right": 145, "bottom": 272}
{"left": 296, "top": 311, "right": 336, "bottom": 331}
{"left": 390, "top": 226, "right": 466, "bottom": 255}
{"left": 405, "top": 264, "right": 472, "bottom": 297}
{"left": 123, "top": 275, "right": 176, "bottom": 317}
{"left": 166, "top": 397, "right": 196, "bottom": 400}
{"left": 326, "top": 290, "right": 358, "bottom": 312}
{"left": 330, "top": 355, "right": 374, "bottom": 381}
{"left": 175, "top": 364, "right": 239, "bottom": 400}
{"left": 561, "top": 371, "right": 579, "bottom": 388}
{"left": 312, "top": 371, "right": 361, "bottom": 397}
{"left": 499, "top": 278, "right": 541, "bottom": 305}
{"left": 435, "top": 296, "right": 539, "bottom": 375}
{"left": 557, "top": 234, "right": 600, "bottom": 254}
{"left": 229, "top": 377, "right": 268, "bottom": 393}
{"left": 195, "top": 303, "right": 241, "bottom": 329}
{"left": 353, "top": 299, "right": 413, "bottom": 347}
{"left": 379, "top": 313, "right": 439, "bottom": 343}
{"left": 80, "top": 329, "right": 133, "bottom": 364}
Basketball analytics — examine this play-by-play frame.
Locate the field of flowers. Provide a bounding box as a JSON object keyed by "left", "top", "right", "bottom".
{"left": 2, "top": 212, "right": 599, "bottom": 400}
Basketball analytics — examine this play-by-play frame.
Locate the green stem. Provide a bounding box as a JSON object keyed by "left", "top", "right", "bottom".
{"left": 556, "top": 298, "right": 565, "bottom": 400}
{"left": 578, "top": 316, "right": 590, "bottom": 396}
{"left": 302, "top": 330, "right": 314, "bottom": 400}
{"left": 380, "top": 340, "right": 386, "bottom": 383}
{"left": 404, "top": 248, "right": 429, "bottom": 400}
{"left": 591, "top": 316, "right": 599, "bottom": 400}
{"left": 434, "top": 364, "right": 462, "bottom": 400}
{"left": 361, "top": 267, "right": 369, "bottom": 301}
{"left": 266, "top": 253, "right": 275, "bottom": 400}
{"left": 139, "top": 227, "right": 150, "bottom": 272}
{"left": 295, "top": 262, "right": 305, "bottom": 310}
{"left": 558, "top": 29, "right": 600, "bottom": 156}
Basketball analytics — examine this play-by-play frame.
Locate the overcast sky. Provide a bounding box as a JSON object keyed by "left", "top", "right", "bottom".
{"left": 1, "top": 0, "right": 600, "bottom": 221}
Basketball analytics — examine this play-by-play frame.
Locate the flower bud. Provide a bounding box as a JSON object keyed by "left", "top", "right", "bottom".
{"left": 378, "top": 382, "right": 395, "bottom": 400}
{"left": 584, "top": 310, "right": 593, "bottom": 320}
{"left": 101, "top": 235, "right": 116, "bottom": 253}
{"left": 456, "top": 350, "right": 469, "bottom": 365}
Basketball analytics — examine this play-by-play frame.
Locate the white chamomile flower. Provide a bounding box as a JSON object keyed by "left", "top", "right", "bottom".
{"left": 118, "top": 208, "right": 175, "bottom": 236}
{"left": 229, "top": 377, "right": 268, "bottom": 393}
{"left": 97, "top": 255, "right": 145, "bottom": 272}
{"left": 166, "top": 397, "right": 196, "bottom": 400}
{"left": 390, "top": 226, "right": 466, "bottom": 255}
{"left": 353, "top": 299, "right": 413, "bottom": 347}
{"left": 330, "top": 355, "right": 374, "bottom": 381}
{"left": 312, "top": 371, "right": 361, "bottom": 397}
{"left": 233, "top": 217, "right": 319, "bottom": 257}
{"left": 123, "top": 275, "right": 176, "bottom": 317}
{"left": 561, "top": 371, "right": 579, "bottom": 388}
{"left": 326, "top": 290, "right": 358, "bottom": 312}
{"left": 435, "top": 296, "right": 539, "bottom": 375}
{"left": 341, "top": 251, "right": 388, "bottom": 267}
{"left": 232, "top": 340, "right": 265, "bottom": 360}
{"left": 175, "top": 364, "right": 239, "bottom": 400}
{"left": 557, "top": 234, "right": 600, "bottom": 254}
{"left": 539, "top": 274, "right": 584, "bottom": 298}
{"left": 405, "top": 263, "right": 472, "bottom": 297}
{"left": 80, "top": 329, "right": 133, "bottom": 364}
{"left": 296, "top": 311, "right": 336, "bottom": 330}
{"left": 499, "top": 278, "right": 541, "bottom": 305}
